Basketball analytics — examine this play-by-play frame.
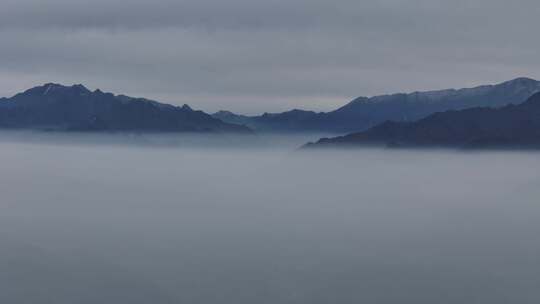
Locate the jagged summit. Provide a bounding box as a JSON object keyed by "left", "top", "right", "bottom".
{"left": 23, "top": 83, "right": 91, "bottom": 96}
{"left": 181, "top": 104, "right": 193, "bottom": 111}
{"left": 0, "top": 83, "right": 251, "bottom": 133}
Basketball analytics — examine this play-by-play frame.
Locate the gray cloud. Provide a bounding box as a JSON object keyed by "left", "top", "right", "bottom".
{"left": 0, "top": 0, "right": 539, "bottom": 113}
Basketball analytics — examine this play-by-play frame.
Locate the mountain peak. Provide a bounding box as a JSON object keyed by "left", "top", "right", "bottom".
{"left": 0, "top": 84, "right": 251, "bottom": 133}
{"left": 213, "top": 110, "right": 243, "bottom": 118}
{"left": 498, "top": 77, "right": 539, "bottom": 87}
{"left": 181, "top": 104, "right": 193, "bottom": 111}
{"left": 72, "top": 84, "right": 90, "bottom": 92}
{"left": 31, "top": 83, "right": 91, "bottom": 96}
{"left": 306, "top": 88, "right": 540, "bottom": 150}
{"left": 214, "top": 110, "right": 235, "bottom": 115}
{"left": 506, "top": 77, "right": 538, "bottom": 83}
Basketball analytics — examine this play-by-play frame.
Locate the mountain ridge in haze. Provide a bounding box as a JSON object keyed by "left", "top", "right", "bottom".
{"left": 304, "top": 92, "right": 540, "bottom": 149}
{"left": 214, "top": 77, "right": 540, "bottom": 133}
{"left": 0, "top": 83, "right": 251, "bottom": 133}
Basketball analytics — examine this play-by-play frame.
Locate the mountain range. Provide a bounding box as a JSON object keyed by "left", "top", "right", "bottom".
{"left": 0, "top": 83, "right": 250, "bottom": 133}
{"left": 304, "top": 92, "right": 540, "bottom": 149}
{"left": 1, "top": 78, "right": 540, "bottom": 140}
{"left": 214, "top": 77, "right": 540, "bottom": 134}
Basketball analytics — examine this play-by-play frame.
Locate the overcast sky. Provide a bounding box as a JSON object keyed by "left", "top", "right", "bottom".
{"left": 1, "top": 0, "right": 539, "bottom": 114}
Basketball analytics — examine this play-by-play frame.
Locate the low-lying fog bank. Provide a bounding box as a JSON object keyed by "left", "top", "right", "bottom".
{"left": 1, "top": 136, "right": 539, "bottom": 303}
{"left": 0, "top": 130, "right": 335, "bottom": 151}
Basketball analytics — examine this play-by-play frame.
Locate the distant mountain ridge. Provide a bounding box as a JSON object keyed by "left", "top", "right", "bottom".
{"left": 213, "top": 108, "right": 318, "bottom": 131}
{"left": 214, "top": 78, "right": 540, "bottom": 133}
{"left": 304, "top": 92, "right": 540, "bottom": 149}
{"left": 0, "top": 83, "right": 250, "bottom": 133}
{"left": 3, "top": 78, "right": 539, "bottom": 136}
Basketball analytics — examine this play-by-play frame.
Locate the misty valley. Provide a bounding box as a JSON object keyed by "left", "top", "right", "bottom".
{"left": 3, "top": 0, "right": 540, "bottom": 302}
{"left": 1, "top": 77, "right": 540, "bottom": 304}
{"left": 1, "top": 134, "right": 540, "bottom": 303}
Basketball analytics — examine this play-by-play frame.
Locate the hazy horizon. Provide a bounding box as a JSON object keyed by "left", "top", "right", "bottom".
{"left": 2, "top": 0, "right": 540, "bottom": 114}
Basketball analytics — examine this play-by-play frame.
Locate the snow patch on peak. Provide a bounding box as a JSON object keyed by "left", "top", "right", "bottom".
{"left": 43, "top": 84, "right": 53, "bottom": 95}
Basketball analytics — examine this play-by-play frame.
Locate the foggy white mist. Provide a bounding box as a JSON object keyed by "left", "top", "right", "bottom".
{"left": 1, "top": 134, "right": 539, "bottom": 303}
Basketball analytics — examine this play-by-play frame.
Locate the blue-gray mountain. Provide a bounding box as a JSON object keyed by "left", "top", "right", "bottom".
{"left": 305, "top": 92, "right": 540, "bottom": 149}
{"left": 0, "top": 83, "right": 250, "bottom": 133}
{"left": 214, "top": 78, "right": 540, "bottom": 133}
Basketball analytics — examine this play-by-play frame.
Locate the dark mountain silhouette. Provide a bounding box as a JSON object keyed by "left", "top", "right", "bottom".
{"left": 0, "top": 83, "right": 250, "bottom": 133}
{"left": 304, "top": 92, "right": 540, "bottom": 149}
{"left": 213, "top": 109, "right": 319, "bottom": 132}
{"left": 214, "top": 78, "right": 540, "bottom": 133}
